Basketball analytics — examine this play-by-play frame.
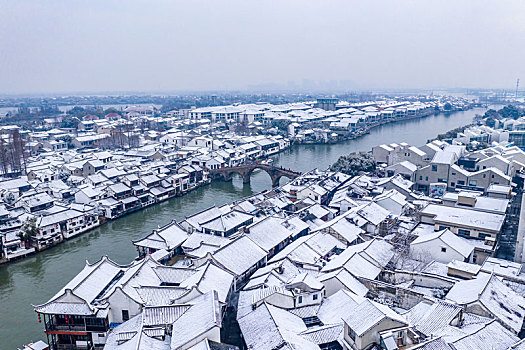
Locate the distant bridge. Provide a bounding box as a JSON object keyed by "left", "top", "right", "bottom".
{"left": 209, "top": 163, "right": 301, "bottom": 187}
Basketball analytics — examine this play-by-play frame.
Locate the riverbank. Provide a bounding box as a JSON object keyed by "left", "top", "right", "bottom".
{"left": 0, "top": 178, "right": 214, "bottom": 265}
{"left": 0, "top": 107, "right": 487, "bottom": 349}
{"left": 293, "top": 107, "right": 470, "bottom": 145}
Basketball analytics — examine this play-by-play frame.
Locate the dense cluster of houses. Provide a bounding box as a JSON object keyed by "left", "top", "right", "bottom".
{"left": 448, "top": 114, "right": 525, "bottom": 151}
{"left": 373, "top": 139, "right": 522, "bottom": 196}
{"left": 186, "top": 96, "right": 470, "bottom": 144}
{"left": 0, "top": 123, "right": 289, "bottom": 262}
{"left": 286, "top": 99, "right": 466, "bottom": 143}
{"left": 0, "top": 96, "right": 470, "bottom": 264}
{"left": 32, "top": 139, "right": 525, "bottom": 349}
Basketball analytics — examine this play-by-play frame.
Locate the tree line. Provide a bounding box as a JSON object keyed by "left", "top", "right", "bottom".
{"left": 0, "top": 130, "right": 28, "bottom": 176}
{"left": 483, "top": 105, "right": 525, "bottom": 127}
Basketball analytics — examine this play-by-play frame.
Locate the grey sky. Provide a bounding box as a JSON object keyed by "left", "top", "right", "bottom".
{"left": 1, "top": 0, "right": 524, "bottom": 94}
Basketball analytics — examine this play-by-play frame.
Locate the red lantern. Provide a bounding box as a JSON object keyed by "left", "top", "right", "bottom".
{"left": 65, "top": 315, "right": 68, "bottom": 324}
{"left": 38, "top": 313, "right": 41, "bottom": 323}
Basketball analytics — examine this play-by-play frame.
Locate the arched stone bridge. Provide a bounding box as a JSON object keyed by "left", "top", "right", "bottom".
{"left": 209, "top": 163, "right": 301, "bottom": 187}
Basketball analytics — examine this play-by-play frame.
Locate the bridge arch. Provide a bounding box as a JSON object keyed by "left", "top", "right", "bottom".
{"left": 269, "top": 173, "right": 296, "bottom": 187}
{"left": 242, "top": 166, "right": 272, "bottom": 183}
{"left": 209, "top": 164, "right": 300, "bottom": 188}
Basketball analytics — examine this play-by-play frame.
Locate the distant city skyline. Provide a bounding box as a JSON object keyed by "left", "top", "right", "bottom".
{"left": 1, "top": 0, "right": 524, "bottom": 94}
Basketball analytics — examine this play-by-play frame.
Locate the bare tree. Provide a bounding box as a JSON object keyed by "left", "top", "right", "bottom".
{"left": 7, "top": 132, "right": 21, "bottom": 174}
{"left": 12, "top": 130, "right": 28, "bottom": 174}
{"left": 0, "top": 139, "right": 8, "bottom": 175}
{"left": 128, "top": 133, "right": 140, "bottom": 148}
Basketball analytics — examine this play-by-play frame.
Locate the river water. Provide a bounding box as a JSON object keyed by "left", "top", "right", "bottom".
{"left": 0, "top": 108, "right": 486, "bottom": 349}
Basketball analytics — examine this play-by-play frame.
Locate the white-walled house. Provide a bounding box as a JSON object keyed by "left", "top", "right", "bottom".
{"left": 372, "top": 144, "right": 394, "bottom": 164}
{"left": 385, "top": 161, "right": 417, "bottom": 181}
{"left": 419, "top": 204, "right": 505, "bottom": 241}
{"left": 374, "top": 189, "right": 410, "bottom": 216}
{"left": 342, "top": 299, "right": 409, "bottom": 350}
{"left": 410, "top": 228, "right": 474, "bottom": 264}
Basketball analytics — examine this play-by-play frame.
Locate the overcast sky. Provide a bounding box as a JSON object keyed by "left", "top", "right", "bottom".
{"left": 1, "top": 0, "right": 524, "bottom": 94}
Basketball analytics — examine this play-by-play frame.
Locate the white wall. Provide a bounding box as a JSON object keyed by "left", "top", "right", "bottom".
{"left": 107, "top": 288, "right": 142, "bottom": 325}
{"left": 410, "top": 239, "right": 467, "bottom": 264}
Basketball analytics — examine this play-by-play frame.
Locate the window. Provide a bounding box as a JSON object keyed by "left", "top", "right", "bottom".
{"left": 451, "top": 182, "right": 455, "bottom": 187}
{"left": 425, "top": 176, "right": 429, "bottom": 181}
{"left": 432, "top": 165, "right": 438, "bottom": 172}
{"left": 419, "top": 176, "right": 423, "bottom": 180}
{"left": 441, "top": 247, "right": 447, "bottom": 253}
{"left": 397, "top": 330, "right": 406, "bottom": 346}
{"left": 457, "top": 180, "right": 465, "bottom": 185}
{"left": 452, "top": 172, "right": 456, "bottom": 176}
{"left": 74, "top": 335, "right": 89, "bottom": 341}
{"left": 478, "top": 232, "right": 488, "bottom": 239}
{"left": 348, "top": 327, "right": 356, "bottom": 341}
{"left": 469, "top": 180, "right": 477, "bottom": 186}
{"left": 122, "top": 310, "right": 129, "bottom": 321}
{"left": 313, "top": 294, "right": 318, "bottom": 300}
{"left": 439, "top": 226, "right": 449, "bottom": 231}
{"left": 458, "top": 229, "right": 470, "bottom": 236}
{"left": 298, "top": 296, "right": 303, "bottom": 304}
{"left": 473, "top": 254, "right": 478, "bottom": 263}
{"left": 483, "top": 174, "right": 486, "bottom": 178}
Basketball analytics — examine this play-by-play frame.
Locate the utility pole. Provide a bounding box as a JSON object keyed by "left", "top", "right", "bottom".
{"left": 210, "top": 110, "right": 214, "bottom": 152}
{"left": 516, "top": 78, "right": 520, "bottom": 98}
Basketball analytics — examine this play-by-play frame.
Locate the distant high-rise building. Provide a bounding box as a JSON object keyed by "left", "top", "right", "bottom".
{"left": 315, "top": 98, "right": 339, "bottom": 111}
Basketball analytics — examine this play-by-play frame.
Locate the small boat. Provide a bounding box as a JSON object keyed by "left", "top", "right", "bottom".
{"left": 19, "top": 340, "right": 49, "bottom": 350}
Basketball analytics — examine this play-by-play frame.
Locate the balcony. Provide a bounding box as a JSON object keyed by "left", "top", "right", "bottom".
{"left": 56, "top": 344, "right": 94, "bottom": 350}
{"left": 46, "top": 321, "right": 86, "bottom": 333}
{"left": 46, "top": 321, "right": 107, "bottom": 333}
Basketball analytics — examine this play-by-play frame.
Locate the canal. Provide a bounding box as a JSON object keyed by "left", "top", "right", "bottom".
{"left": 0, "top": 107, "right": 486, "bottom": 349}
